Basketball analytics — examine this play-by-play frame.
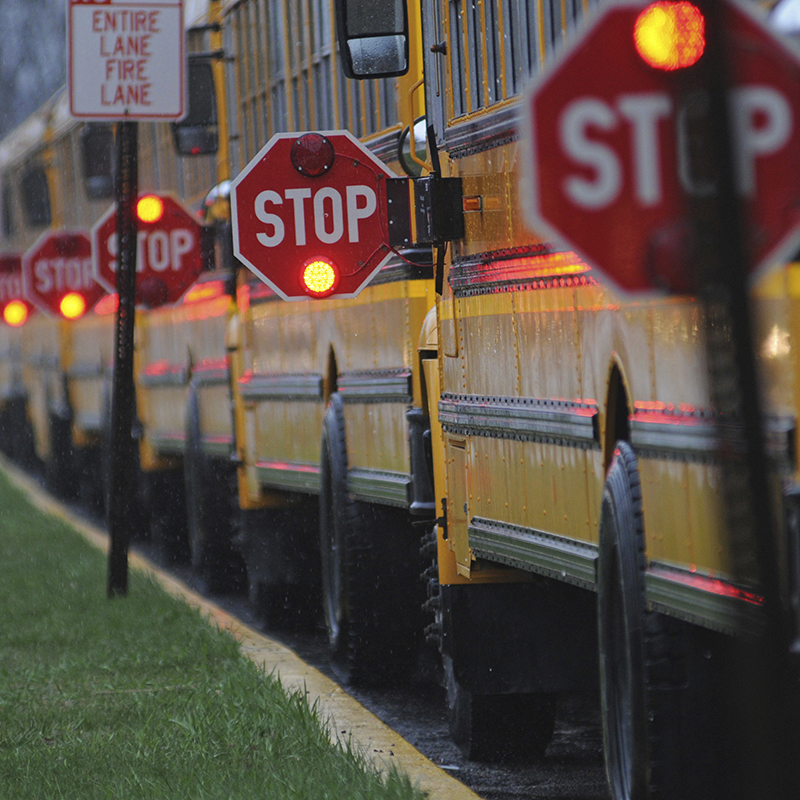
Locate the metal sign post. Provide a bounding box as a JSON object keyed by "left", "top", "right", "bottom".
{"left": 690, "top": 3, "right": 797, "bottom": 794}
{"left": 67, "top": 0, "right": 186, "bottom": 597}
{"left": 522, "top": 0, "right": 800, "bottom": 792}
{"left": 107, "top": 119, "right": 138, "bottom": 598}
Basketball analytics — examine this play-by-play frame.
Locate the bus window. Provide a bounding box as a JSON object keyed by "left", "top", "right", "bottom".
{"left": 172, "top": 59, "right": 218, "bottom": 156}
{"left": 1, "top": 183, "right": 14, "bottom": 238}
{"left": 80, "top": 123, "right": 115, "bottom": 200}
{"left": 21, "top": 166, "right": 51, "bottom": 227}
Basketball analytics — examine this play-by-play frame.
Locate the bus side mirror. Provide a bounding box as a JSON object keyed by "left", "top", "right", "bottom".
{"left": 334, "top": 0, "right": 409, "bottom": 79}
{"left": 172, "top": 59, "right": 218, "bottom": 156}
{"left": 80, "top": 124, "right": 115, "bottom": 200}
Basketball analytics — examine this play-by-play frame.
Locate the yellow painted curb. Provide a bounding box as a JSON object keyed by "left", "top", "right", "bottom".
{"left": 0, "top": 456, "right": 480, "bottom": 800}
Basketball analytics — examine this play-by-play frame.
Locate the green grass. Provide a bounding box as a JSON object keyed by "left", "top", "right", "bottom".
{"left": 0, "top": 473, "right": 427, "bottom": 800}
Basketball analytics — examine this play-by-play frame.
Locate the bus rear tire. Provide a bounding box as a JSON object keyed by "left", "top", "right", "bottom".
{"left": 185, "top": 391, "right": 244, "bottom": 593}
{"left": 598, "top": 441, "right": 715, "bottom": 800}
{"left": 319, "top": 393, "right": 423, "bottom": 686}
{"left": 444, "top": 654, "right": 556, "bottom": 762}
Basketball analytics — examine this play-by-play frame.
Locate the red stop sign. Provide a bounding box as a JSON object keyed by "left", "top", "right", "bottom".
{"left": 92, "top": 194, "right": 204, "bottom": 306}
{"left": 0, "top": 255, "right": 23, "bottom": 306}
{"left": 231, "top": 131, "right": 396, "bottom": 300}
{"left": 522, "top": 0, "right": 800, "bottom": 293}
{"left": 22, "top": 231, "right": 106, "bottom": 317}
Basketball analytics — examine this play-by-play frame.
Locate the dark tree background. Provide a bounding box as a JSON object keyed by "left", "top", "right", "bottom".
{"left": 0, "top": 0, "right": 66, "bottom": 139}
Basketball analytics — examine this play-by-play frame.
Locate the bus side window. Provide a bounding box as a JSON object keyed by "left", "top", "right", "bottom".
{"left": 80, "top": 123, "right": 115, "bottom": 200}
{"left": 172, "top": 59, "right": 218, "bottom": 156}
{"left": 1, "top": 183, "right": 14, "bottom": 238}
{"left": 21, "top": 167, "right": 51, "bottom": 228}
{"left": 334, "top": 0, "right": 409, "bottom": 78}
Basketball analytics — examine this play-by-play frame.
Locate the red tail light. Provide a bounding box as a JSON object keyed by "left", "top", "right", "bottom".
{"left": 301, "top": 258, "right": 339, "bottom": 298}
{"left": 60, "top": 292, "right": 87, "bottom": 320}
{"left": 3, "top": 300, "right": 29, "bottom": 327}
{"left": 634, "top": 1, "right": 705, "bottom": 70}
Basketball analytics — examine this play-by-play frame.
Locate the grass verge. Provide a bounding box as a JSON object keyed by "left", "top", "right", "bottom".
{"left": 0, "top": 471, "right": 427, "bottom": 800}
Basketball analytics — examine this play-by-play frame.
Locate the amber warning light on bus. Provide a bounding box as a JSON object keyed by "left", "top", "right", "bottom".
{"left": 634, "top": 1, "right": 705, "bottom": 70}
{"left": 60, "top": 292, "right": 87, "bottom": 320}
{"left": 137, "top": 195, "right": 166, "bottom": 224}
{"left": 302, "top": 258, "right": 339, "bottom": 297}
{"left": 3, "top": 300, "right": 29, "bottom": 327}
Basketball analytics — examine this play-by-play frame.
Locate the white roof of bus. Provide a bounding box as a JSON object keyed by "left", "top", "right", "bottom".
{"left": 0, "top": 103, "right": 50, "bottom": 170}
{"left": 185, "top": 0, "right": 210, "bottom": 28}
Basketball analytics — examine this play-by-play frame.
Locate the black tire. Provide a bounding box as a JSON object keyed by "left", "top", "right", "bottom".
{"left": 1, "top": 395, "right": 36, "bottom": 469}
{"left": 444, "top": 654, "right": 557, "bottom": 762}
{"left": 77, "top": 444, "right": 105, "bottom": 513}
{"left": 598, "top": 442, "right": 714, "bottom": 800}
{"left": 185, "top": 389, "right": 245, "bottom": 593}
{"left": 145, "top": 467, "right": 190, "bottom": 565}
{"left": 319, "top": 393, "right": 423, "bottom": 685}
{"left": 249, "top": 580, "right": 318, "bottom": 630}
{"left": 45, "top": 409, "right": 79, "bottom": 500}
{"left": 239, "top": 505, "right": 321, "bottom": 631}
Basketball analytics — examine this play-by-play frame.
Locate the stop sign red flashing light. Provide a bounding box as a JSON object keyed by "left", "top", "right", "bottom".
{"left": 231, "top": 130, "right": 397, "bottom": 301}
{"left": 92, "top": 194, "right": 204, "bottom": 307}
{"left": 522, "top": 0, "right": 800, "bottom": 294}
{"left": 22, "top": 231, "right": 105, "bottom": 318}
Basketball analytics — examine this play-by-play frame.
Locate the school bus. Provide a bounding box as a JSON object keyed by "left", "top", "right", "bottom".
{"left": 222, "top": 0, "right": 434, "bottom": 683}
{"left": 0, "top": 91, "right": 113, "bottom": 496}
{"left": 338, "top": 0, "right": 800, "bottom": 794}
{"left": 0, "top": 0, "right": 221, "bottom": 508}
{"left": 132, "top": 0, "right": 435, "bottom": 682}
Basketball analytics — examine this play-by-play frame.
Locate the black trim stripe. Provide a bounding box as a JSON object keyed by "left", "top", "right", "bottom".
{"left": 469, "top": 517, "right": 597, "bottom": 590}
{"left": 445, "top": 103, "right": 518, "bottom": 159}
{"left": 67, "top": 363, "right": 105, "bottom": 380}
{"left": 191, "top": 358, "right": 229, "bottom": 388}
{"left": 347, "top": 468, "right": 411, "bottom": 507}
{"left": 238, "top": 372, "right": 323, "bottom": 402}
{"left": 630, "top": 410, "right": 793, "bottom": 465}
{"left": 449, "top": 248, "right": 595, "bottom": 298}
{"left": 439, "top": 394, "right": 599, "bottom": 447}
{"left": 469, "top": 515, "right": 765, "bottom": 636}
{"left": 255, "top": 459, "right": 320, "bottom": 494}
{"left": 138, "top": 365, "right": 187, "bottom": 388}
{"left": 646, "top": 562, "right": 764, "bottom": 637}
{"left": 338, "top": 369, "right": 413, "bottom": 404}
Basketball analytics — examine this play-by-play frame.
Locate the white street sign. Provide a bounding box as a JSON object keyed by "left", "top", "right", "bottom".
{"left": 68, "top": 0, "right": 185, "bottom": 120}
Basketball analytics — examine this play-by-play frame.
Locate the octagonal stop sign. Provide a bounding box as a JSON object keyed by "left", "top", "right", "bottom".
{"left": 22, "top": 231, "right": 106, "bottom": 317}
{"left": 231, "top": 131, "right": 396, "bottom": 300}
{"left": 0, "top": 255, "right": 33, "bottom": 327}
{"left": 92, "top": 194, "right": 203, "bottom": 307}
{"left": 522, "top": 0, "right": 800, "bottom": 293}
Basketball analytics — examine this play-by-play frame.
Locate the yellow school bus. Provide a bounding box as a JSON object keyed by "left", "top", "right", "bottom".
{"left": 84, "top": 0, "right": 434, "bottom": 680}
{"left": 341, "top": 0, "right": 800, "bottom": 794}
{"left": 0, "top": 0, "right": 222, "bottom": 509}
{"left": 0, "top": 91, "right": 114, "bottom": 497}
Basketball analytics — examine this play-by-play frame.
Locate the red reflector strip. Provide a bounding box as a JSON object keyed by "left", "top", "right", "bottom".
{"left": 649, "top": 564, "right": 763, "bottom": 606}
{"left": 450, "top": 251, "right": 594, "bottom": 293}
{"left": 93, "top": 293, "right": 119, "bottom": 315}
